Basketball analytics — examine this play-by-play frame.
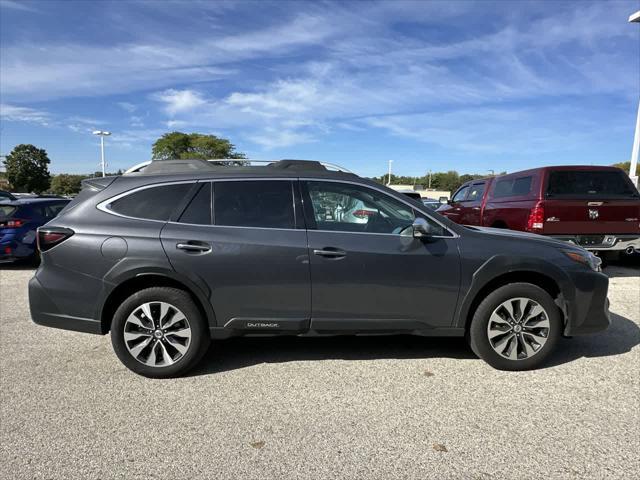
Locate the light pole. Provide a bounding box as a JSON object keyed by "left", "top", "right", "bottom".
{"left": 387, "top": 160, "right": 393, "bottom": 185}
{"left": 92, "top": 130, "right": 111, "bottom": 177}
{"left": 628, "top": 10, "right": 639, "bottom": 187}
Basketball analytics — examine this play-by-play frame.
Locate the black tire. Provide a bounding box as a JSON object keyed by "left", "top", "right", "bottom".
{"left": 469, "top": 283, "right": 562, "bottom": 371}
{"left": 111, "top": 287, "right": 210, "bottom": 378}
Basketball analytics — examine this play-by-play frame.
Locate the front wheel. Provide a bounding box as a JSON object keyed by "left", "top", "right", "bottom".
{"left": 111, "top": 287, "right": 210, "bottom": 378}
{"left": 469, "top": 283, "right": 562, "bottom": 371}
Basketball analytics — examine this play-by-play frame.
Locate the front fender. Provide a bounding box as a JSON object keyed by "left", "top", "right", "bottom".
{"left": 453, "top": 254, "right": 574, "bottom": 329}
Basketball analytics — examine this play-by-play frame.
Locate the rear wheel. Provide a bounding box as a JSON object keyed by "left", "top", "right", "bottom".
{"left": 469, "top": 283, "right": 561, "bottom": 370}
{"left": 111, "top": 287, "right": 210, "bottom": 378}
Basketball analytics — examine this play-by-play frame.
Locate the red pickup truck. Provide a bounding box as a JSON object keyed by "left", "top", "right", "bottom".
{"left": 437, "top": 165, "right": 640, "bottom": 257}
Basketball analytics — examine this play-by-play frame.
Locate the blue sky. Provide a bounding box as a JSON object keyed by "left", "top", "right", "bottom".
{"left": 1, "top": 0, "right": 638, "bottom": 177}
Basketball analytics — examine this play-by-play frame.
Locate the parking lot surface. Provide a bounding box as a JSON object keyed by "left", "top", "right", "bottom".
{"left": 1, "top": 263, "right": 638, "bottom": 480}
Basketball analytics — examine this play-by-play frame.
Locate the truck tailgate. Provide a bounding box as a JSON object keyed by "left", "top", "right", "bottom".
{"left": 543, "top": 199, "right": 640, "bottom": 235}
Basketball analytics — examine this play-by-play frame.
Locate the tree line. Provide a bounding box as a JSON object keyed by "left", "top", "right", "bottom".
{"left": 370, "top": 171, "right": 498, "bottom": 193}
{"left": 2, "top": 132, "right": 638, "bottom": 196}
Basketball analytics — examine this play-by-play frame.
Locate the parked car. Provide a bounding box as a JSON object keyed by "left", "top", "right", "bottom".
{"left": 438, "top": 166, "right": 640, "bottom": 259}
{"left": 30, "top": 159, "right": 609, "bottom": 378}
{"left": 0, "top": 198, "right": 70, "bottom": 263}
{"left": 0, "top": 190, "right": 16, "bottom": 202}
{"left": 398, "top": 190, "right": 423, "bottom": 201}
{"left": 422, "top": 198, "right": 442, "bottom": 210}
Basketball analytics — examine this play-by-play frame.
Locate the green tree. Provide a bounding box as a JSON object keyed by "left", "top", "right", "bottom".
{"left": 50, "top": 174, "right": 88, "bottom": 196}
{"left": 430, "top": 171, "right": 460, "bottom": 191}
{"left": 151, "top": 132, "right": 246, "bottom": 164}
{"left": 4, "top": 144, "right": 51, "bottom": 193}
{"left": 612, "top": 161, "right": 638, "bottom": 177}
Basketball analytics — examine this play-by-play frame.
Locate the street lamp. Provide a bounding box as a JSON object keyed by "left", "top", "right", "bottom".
{"left": 387, "top": 159, "right": 393, "bottom": 185}
{"left": 628, "top": 10, "right": 640, "bottom": 187}
{"left": 92, "top": 130, "right": 111, "bottom": 177}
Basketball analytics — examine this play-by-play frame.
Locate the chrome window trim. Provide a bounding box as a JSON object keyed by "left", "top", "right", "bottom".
{"left": 96, "top": 180, "right": 199, "bottom": 223}
{"left": 97, "top": 176, "right": 458, "bottom": 238}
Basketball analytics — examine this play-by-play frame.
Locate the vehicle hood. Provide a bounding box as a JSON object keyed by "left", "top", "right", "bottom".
{"left": 466, "top": 226, "right": 582, "bottom": 251}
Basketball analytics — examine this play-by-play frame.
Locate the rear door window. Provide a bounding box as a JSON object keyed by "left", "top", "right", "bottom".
{"left": 546, "top": 170, "right": 638, "bottom": 198}
{"left": 213, "top": 180, "right": 295, "bottom": 229}
{"left": 178, "top": 182, "right": 212, "bottom": 225}
{"left": 109, "top": 183, "right": 193, "bottom": 221}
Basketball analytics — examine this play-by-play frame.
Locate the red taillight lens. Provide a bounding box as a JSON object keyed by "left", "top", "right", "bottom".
{"left": 526, "top": 201, "right": 545, "bottom": 233}
{"left": 0, "top": 218, "right": 25, "bottom": 228}
{"left": 352, "top": 209, "right": 376, "bottom": 219}
{"left": 37, "top": 228, "right": 74, "bottom": 252}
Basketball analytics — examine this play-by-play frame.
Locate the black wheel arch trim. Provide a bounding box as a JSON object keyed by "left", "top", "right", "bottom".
{"left": 97, "top": 262, "right": 217, "bottom": 333}
{"left": 453, "top": 254, "right": 574, "bottom": 330}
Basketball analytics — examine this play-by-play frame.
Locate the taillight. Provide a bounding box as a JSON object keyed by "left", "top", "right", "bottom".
{"left": 352, "top": 209, "right": 376, "bottom": 219}
{"left": 0, "top": 218, "right": 26, "bottom": 228}
{"left": 525, "top": 201, "right": 545, "bottom": 233}
{"left": 37, "top": 227, "right": 74, "bottom": 252}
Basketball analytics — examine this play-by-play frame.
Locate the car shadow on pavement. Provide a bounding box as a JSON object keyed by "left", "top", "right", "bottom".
{"left": 546, "top": 312, "right": 640, "bottom": 368}
{"left": 605, "top": 265, "right": 640, "bottom": 278}
{"left": 189, "top": 334, "right": 475, "bottom": 376}
{"left": 0, "top": 262, "right": 37, "bottom": 271}
{"left": 190, "top": 311, "right": 639, "bottom": 376}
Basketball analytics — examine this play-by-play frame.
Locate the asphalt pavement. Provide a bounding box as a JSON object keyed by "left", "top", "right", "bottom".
{"left": 0, "top": 263, "right": 638, "bottom": 479}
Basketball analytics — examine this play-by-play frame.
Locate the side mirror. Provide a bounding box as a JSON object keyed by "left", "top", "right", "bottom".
{"left": 439, "top": 196, "right": 448, "bottom": 204}
{"left": 412, "top": 217, "right": 432, "bottom": 238}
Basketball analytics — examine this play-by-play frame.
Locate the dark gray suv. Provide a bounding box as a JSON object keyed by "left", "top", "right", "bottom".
{"left": 29, "top": 159, "right": 610, "bottom": 377}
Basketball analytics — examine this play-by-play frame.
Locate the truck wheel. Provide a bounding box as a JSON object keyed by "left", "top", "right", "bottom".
{"left": 469, "top": 283, "right": 561, "bottom": 371}
{"left": 111, "top": 287, "right": 210, "bottom": 378}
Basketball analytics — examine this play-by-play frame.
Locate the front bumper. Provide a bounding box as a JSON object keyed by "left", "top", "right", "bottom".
{"left": 551, "top": 234, "right": 640, "bottom": 252}
{"left": 29, "top": 276, "right": 103, "bottom": 334}
{"left": 562, "top": 269, "right": 610, "bottom": 336}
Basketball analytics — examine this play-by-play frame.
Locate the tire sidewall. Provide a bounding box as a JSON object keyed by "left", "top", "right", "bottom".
{"left": 469, "top": 283, "right": 561, "bottom": 371}
{"left": 111, "top": 287, "right": 210, "bottom": 378}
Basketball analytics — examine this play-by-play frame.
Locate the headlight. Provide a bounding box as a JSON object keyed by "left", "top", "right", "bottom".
{"left": 562, "top": 249, "right": 602, "bottom": 272}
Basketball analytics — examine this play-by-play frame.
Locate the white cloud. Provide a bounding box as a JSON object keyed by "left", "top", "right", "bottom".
{"left": 166, "top": 119, "right": 187, "bottom": 129}
{"left": 152, "top": 89, "right": 207, "bottom": 116}
{"left": 0, "top": 103, "right": 51, "bottom": 126}
{"left": 0, "top": 0, "right": 37, "bottom": 12}
{"left": 118, "top": 102, "right": 137, "bottom": 113}
{"left": 248, "top": 128, "right": 316, "bottom": 149}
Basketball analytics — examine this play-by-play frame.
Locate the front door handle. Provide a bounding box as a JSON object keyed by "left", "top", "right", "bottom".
{"left": 176, "top": 242, "right": 211, "bottom": 254}
{"left": 313, "top": 248, "right": 347, "bottom": 259}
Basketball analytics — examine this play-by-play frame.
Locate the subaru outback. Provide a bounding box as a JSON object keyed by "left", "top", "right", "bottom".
{"left": 29, "top": 159, "right": 610, "bottom": 377}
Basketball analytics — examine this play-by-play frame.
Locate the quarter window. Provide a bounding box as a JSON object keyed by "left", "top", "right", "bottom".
{"left": 305, "top": 181, "right": 415, "bottom": 234}
{"left": 213, "top": 181, "right": 295, "bottom": 229}
{"left": 109, "top": 183, "right": 192, "bottom": 221}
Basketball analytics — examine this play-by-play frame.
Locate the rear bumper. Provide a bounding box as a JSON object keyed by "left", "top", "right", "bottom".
{"left": 29, "top": 276, "right": 103, "bottom": 334}
{"left": 1, "top": 234, "right": 36, "bottom": 259}
{"left": 550, "top": 234, "right": 640, "bottom": 252}
{"left": 563, "top": 269, "right": 610, "bottom": 336}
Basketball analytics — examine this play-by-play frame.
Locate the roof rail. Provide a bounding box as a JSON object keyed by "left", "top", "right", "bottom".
{"left": 124, "top": 159, "right": 353, "bottom": 175}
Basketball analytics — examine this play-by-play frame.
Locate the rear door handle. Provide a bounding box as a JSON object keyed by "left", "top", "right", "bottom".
{"left": 313, "top": 248, "right": 347, "bottom": 258}
{"left": 176, "top": 242, "right": 211, "bottom": 253}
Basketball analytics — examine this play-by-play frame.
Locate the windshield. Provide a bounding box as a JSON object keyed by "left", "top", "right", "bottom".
{"left": 546, "top": 170, "right": 638, "bottom": 198}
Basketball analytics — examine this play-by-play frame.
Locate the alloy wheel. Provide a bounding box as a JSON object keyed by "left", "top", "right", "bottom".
{"left": 486, "top": 297, "right": 550, "bottom": 360}
{"left": 123, "top": 301, "right": 192, "bottom": 367}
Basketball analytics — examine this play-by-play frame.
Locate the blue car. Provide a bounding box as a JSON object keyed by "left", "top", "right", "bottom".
{"left": 0, "top": 198, "right": 70, "bottom": 263}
